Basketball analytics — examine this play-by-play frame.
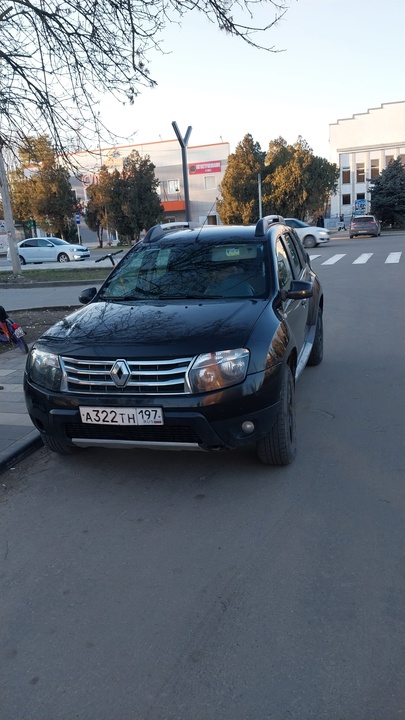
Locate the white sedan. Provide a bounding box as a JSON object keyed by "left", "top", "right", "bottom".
{"left": 284, "top": 218, "right": 330, "bottom": 248}
{"left": 7, "top": 237, "right": 90, "bottom": 264}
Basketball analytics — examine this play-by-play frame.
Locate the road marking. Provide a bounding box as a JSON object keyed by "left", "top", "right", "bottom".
{"left": 353, "top": 253, "right": 373, "bottom": 264}
{"left": 309, "top": 255, "right": 322, "bottom": 261}
{"left": 321, "top": 254, "right": 346, "bottom": 265}
{"left": 385, "top": 252, "right": 402, "bottom": 263}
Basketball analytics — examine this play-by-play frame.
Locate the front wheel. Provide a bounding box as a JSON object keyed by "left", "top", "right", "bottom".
{"left": 308, "top": 308, "right": 323, "bottom": 366}
{"left": 256, "top": 365, "right": 296, "bottom": 466}
{"left": 42, "top": 433, "right": 82, "bottom": 455}
{"left": 58, "top": 253, "right": 70, "bottom": 263}
{"left": 303, "top": 234, "right": 316, "bottom": 248}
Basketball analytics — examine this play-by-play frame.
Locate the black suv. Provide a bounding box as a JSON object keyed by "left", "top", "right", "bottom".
{"left": 24, "top": 216, "right": 324, "bottom": 466}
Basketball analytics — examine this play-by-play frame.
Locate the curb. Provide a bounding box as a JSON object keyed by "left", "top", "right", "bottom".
{"left": 0, "top": 431, "right": 44, "bottom": 476}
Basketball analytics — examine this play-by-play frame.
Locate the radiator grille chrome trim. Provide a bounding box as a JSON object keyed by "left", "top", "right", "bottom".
{"left": 60, "top": 355, "right": 195, "bottom": 395}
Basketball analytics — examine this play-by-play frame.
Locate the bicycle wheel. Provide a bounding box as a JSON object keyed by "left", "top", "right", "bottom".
{"left": 15, "top": 336, "right": 29, "bottom": 354}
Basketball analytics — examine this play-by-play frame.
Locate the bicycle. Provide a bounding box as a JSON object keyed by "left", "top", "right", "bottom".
{"left": 95, "top": 249, "right": 123, "bottom": 267}
{"left": 0, "top": 306, "right": 29, "bottom": 354}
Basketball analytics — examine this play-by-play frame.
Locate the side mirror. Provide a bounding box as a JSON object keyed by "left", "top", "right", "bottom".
{"left": 79, "top": 286, "right": 98, "bottom": 305}
{"left": 280, "top": 280, "right": 313, "bottom": 302}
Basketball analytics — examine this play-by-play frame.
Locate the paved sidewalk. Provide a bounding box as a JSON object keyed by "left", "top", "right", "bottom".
{"left": 0, "top": 345, "right": 43, "bottom": 474}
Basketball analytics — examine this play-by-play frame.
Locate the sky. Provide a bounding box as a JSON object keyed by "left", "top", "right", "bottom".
{"left": 97, "top": 0, "right": 404, "bottom": 160}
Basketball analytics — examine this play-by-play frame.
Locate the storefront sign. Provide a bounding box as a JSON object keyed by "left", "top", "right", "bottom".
{"left": 188, "top": 161, "right": 221, "bottom": 175}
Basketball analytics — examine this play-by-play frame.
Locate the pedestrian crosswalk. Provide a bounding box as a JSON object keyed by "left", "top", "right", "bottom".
{"left": 309, "top": 252, "right": 402, "bottom": 265}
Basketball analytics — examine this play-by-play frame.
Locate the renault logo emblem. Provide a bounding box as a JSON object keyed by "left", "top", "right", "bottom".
{"left": 110, "top": 360, "right": 130, "bottom": 387}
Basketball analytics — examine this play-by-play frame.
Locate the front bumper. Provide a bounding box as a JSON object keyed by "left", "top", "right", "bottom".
{"left": 24, "top": 365, "right": 283, "bottom": 453}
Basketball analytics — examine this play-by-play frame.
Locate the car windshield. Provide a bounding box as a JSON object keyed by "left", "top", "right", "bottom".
{"left": 49, "top": 238, "right": 69, "bottom": 245}
{"left": 99, "top": 239, "right": 269, "bottom": 300}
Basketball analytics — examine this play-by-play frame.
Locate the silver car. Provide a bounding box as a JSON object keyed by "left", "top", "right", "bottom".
{"left": 284, "top": 218, "right": 330, "bottom": 248}
{"left": 7, "top": 237, "right": 90, "bottom": 264}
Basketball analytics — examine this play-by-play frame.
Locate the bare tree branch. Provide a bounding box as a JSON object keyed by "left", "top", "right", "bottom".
{"left": 0, "top": 0, "right": 289, "bottom": 163}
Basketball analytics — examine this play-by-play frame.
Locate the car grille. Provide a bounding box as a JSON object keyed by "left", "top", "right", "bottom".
{"left": 66, "top": 423, "right": 201, "bottom": 444}
{"left": 60, "top": 355, "right": 194, "bottom": 395}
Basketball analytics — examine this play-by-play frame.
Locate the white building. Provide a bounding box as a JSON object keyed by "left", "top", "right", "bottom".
{"left": 329, "top": 101, "right": 405, "bottom": 222}
{"left": 69, "top": 139, "right": 230, "bottom": 225}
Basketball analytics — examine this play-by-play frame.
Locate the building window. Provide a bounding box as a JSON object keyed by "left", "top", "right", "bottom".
{"left": 370, "top": 159, "right": 379, "bottom": 179}
{"left": 356, "top": 193, "right": 365, "bottom": 200}
{"left": 342, "top": 194, "right": 351, "bottom": 205}
{"left": 385, "top": 155, "right": 394, "bottom": 166}
{"left": 204, "top": 175, "right": 217, "bottom": 190}
{"left": 356, "top": 163, "right": 365, "bottom": 183}
{"left": 167, "top": 179, "right": 180, "bottom": 194}
{"left": 342, "top": 168, "right": 350, "bottom": 184}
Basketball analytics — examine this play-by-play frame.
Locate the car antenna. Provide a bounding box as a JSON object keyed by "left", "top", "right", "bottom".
{"left": 195, "top": 199, "right": 217, "bottom": 241}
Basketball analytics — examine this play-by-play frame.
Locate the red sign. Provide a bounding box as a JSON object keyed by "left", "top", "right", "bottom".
{"left": 188, "top": 161, "right": 221, "bottom": 175}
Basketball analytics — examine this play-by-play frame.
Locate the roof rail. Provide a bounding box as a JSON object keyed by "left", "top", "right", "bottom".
{"left": 254, "top": 215, "right": 285, "bottom": 237}
{"left": 143, "top": 221, "right": 197, "bottom": 243}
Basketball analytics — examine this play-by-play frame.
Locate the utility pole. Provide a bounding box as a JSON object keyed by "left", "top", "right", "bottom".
{"left": 172, "top": 122, "right": 192, "bottom": 222}
{"left": 0, "top": 147, "right": 21, "bottom": 276}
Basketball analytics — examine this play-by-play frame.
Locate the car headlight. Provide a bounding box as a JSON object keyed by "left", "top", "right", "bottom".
{"left": 187, "top": 349, "right": 250, "bottom": 393}
{"left": 27, "top": 348, "right": 63, "bottom": 391}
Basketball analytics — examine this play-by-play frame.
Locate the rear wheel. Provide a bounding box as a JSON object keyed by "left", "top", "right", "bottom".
{"left": 42, "top": 434, "right": 82, "bottom": 455}
{"left": 308, "top": 308, "right": 323, "bottom": 366}
{"left": 58, "top": 252, "right": 70, "bottom": 263}
{"left": 256, "top": 365, "right": 296, "bottom": 466}
{"left": 15, "top": 336, "right": 29, "bottom": 354}
{"left": 19, "top": 255, "right": 26, "bottom": 265}
{"left": 303, "top": 234, "right": 316, "bottom": 248}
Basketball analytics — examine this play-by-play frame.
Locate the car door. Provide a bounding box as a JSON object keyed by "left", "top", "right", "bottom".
{"left": 37, "top": 238, "right": 57, "bottom": 262}
{"left": 19, "top": 238, "right": 39, "bottom": 263}
{"left": 276, "top": 234, "right": 308, "bottom": 357}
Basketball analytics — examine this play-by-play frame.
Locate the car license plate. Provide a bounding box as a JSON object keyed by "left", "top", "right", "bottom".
{"left": 14, "top": 326, "right": 24, "bottom": 338}
{"left": 79, "top": 406, "right": 164, "bottom": 425}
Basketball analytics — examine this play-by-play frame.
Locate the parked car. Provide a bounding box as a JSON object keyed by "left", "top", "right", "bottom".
{"left": 7, "top": 237, "right": 90, "bottom": 264}
{"left": 284, "top": 218, "right": 330, "bottom": 248}
{"left": 349, "top": 215, "right": 381, "bottom": 238}
{"left": 24, "top": 216, "right": 324, "bottom": 466}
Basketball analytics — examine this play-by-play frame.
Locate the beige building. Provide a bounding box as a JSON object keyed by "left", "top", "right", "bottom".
{"left": 329, "top": 101, "right": 405, "bottom": 222}
{"left": 70, "top": 139, "right": 230, "bottom": 225}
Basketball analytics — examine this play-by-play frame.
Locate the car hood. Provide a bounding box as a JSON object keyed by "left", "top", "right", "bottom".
{"left": 69, "top": 244, "right": 88, "bottom": 251}
{"left": 37, "top": 299, "right": 267, "bottom": 357}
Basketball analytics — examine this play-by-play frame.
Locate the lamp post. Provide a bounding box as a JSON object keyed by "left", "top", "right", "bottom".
{"left": 172, "top": 122, "right": 192, "bottom": 222}
{"left": 0, "top": 147, "right": 21, "bottom": 276}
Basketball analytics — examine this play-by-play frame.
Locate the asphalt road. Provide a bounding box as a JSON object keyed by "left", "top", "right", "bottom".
{"left": 1, "top": 233, "right": 404, "bottom": 720}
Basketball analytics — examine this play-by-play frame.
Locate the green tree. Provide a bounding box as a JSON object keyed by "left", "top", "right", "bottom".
{"left": 262, "top": 137, "right": 339, "bottom": 219}
{"left": 217, "top": 134, "right": 265, "bottom": 224}
{"left": 9, "top": 135, "right": 76, "bottom": 238}
{"left": 85, "top": 167, "right": 119, "bottom": 247}
{"left": 116, "top": 150, "right": 164, "bottom": 243}
{"left": 370, "top": 158, "right": 405, "bottom": 228}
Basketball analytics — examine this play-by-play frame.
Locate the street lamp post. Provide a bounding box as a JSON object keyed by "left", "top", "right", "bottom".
{"left": 172, "top": 122, "right": 192, "bottom": 222}
{"left": 0, "top": 147, "right": 21, "bottom": 276}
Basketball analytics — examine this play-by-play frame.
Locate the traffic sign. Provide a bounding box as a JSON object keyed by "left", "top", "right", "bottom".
{"left": 75, "top": 212, "right": 81, "bottom": 225}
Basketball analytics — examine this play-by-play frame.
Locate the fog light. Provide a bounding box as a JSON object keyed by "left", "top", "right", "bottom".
{"left": 241, "top": 421, "right": 255, "bottom": 434}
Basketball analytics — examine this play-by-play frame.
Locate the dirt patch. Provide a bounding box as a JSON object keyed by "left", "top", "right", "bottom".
{"left": 1, "top": 307, "right": 79, "bottom": 353}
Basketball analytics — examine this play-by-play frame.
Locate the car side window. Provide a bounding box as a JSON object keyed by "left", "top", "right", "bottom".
{"left": 38, "top": 239, "right": 52, "bottom": 247}
{"left": 282, "top": 232, "right": 304, "bottom": 278}
{"left": 22, "top": 239, "right": 38, "bottom": 248}
{"left": 276, "top": 238, "right": 293, "bottom": 290}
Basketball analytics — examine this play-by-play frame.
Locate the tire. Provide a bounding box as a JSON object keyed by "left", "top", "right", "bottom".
{"left": 19, "top": 255, "right": 26, "bottom": 265}
{"left": 15, "top": 336, "right": 29, "bottom": 354}
{"left": 303, "top": 234, "right": 316, "bottom": 248}
{"left": 308, "top": 308, "right": 323, "bottom": 366}
{"left": 42, "top": 433, "right": 82, "bottom": 455}
{"left": 58, "top": 252, "right": 70, "bottom": 263}
{"left": 349, "top": 235, "right": 354, "bottom": 239}
{"left": 256, "top": 365, "right": 296, "bottom": 466}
